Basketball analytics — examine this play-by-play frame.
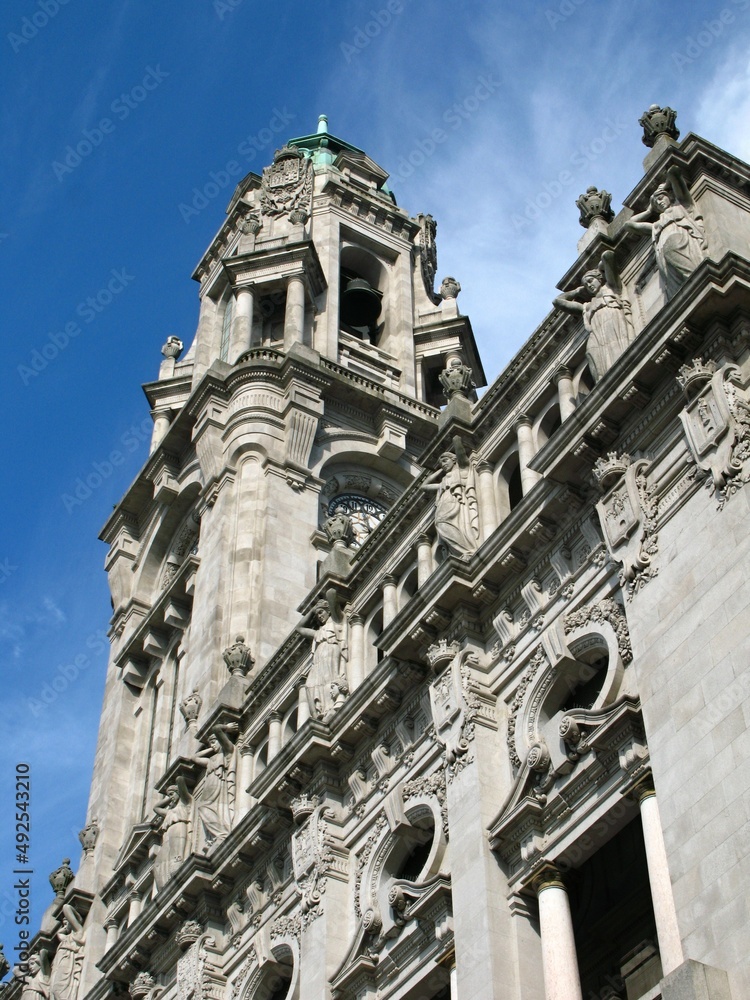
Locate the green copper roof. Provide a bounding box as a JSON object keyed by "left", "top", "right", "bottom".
{"left": 288, "top": 114, "right": 365, "bottom": 165}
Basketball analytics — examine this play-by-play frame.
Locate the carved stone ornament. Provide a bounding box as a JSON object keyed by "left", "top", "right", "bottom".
{"left": 323, "top": 507, "right": 353, "bottom": 548}
{"left": 49, "top": 858, "right": 74, "bottom": 898}
{"left": 180, "top": 689, "right": 202, "bottom": 728}
{"left": 0, "top": 944, "right": 9, "bottom": 980}
{"left": 439, "top": 275, "right": 461, "bottom": 300}
{"left": 417, "top": 213, "right": 438, "bottom": 299}
{"left": 639, "top": 104, "right": 679, "bottom": 147}
{"left": 176, "top": 932, "right": 225, "bottom": 1000}
{"left": 130, "top": 972, "right": 158, "bottom": 1000}
{"left": 576, "top": 186, "right": 614, "bottom": 228}
{"left": 425, "top": 638, "right": 460, "bottom": 672}
{"left": 290, "top": 804, "right": 334, "bottom": 923}
{"left": 238, "top": 210, "right": 261, "bottom": 236}
{"left": 563, "top": 598, "right": 633, "bottom": 665}
{"left": 222, "top": 636, "right": 254, "bottom": 677}
{"left": 594, "top": 453, "right": 658, "bottom": 598}
{"left": 260, "top": 145, "right": 313, "bottom": 219}
{"left": 161, "top": 336, "right": 184, "bottom": 360}
{"left": 438, "top": 355, "right": 475, "bottom": 400}
{"left": 175, "top": 920, "right": 203, "bottom": 952}
{"left": 677, "top": 360, "right": 750, "bottom": 508}
{"left": 290, "top": 793, "right": 318, "bottom": 825}
{"left": 78, "top": 819, "right": 99, "bottom": 855}
{"left": 429, "top": 647, "right": 480, "bottom": 781}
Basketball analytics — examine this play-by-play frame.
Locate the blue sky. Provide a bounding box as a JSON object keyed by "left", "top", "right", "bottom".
{"left": 1, "top": 0, "right": 749, "bottom": 938}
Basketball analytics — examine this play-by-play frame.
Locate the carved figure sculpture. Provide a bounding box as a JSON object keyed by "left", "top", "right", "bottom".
{"left": 554, "top": 251, "right": 635, "bottom": 381}
{"left": 50, "top": 905, "right": 85, "bottom": 1000}
{"left": 153, "top": 776, "right": 193, "bottom": 890}
{"left": 190, "top": 723, "right": 239, "bottom": 851}
{"left": 18, "top": 952, "right": 50, "bottom": 1000}
{"left": 296, "top": 588, "right": 349, "bottom": 721}
{"left": 626, "top": 164, "right": 707, "bottom": 298}
{"left": 420, "top": 438, "right": 479, "bottom": 558}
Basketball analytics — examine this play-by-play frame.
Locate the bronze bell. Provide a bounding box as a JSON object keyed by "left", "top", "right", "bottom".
{"left": 340, "top": 277, "right": 382, "bottom": 330}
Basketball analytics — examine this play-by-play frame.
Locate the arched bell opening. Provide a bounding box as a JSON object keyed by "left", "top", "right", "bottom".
{"left": 339, "top": 245, "right": 387, "bottom": 345}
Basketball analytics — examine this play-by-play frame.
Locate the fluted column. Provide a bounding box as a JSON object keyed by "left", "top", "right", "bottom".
{"left": 283, "top": 275, "right": 306, "bottom": 349}
{"left": 533, "top": 865, "right": 583, "bottom": 1000}
{"left": 150, "top": 410, "right": 171, "bottom": 454}
{"left": 417, "top": 534, "right": 433, "bottom": 586}
{"left": 554, "top": 366, "right": 576, "bottom": 421}
{"left": 632, "top": 779, "right": 684, "bottom": 975}
{"left": 347, "top": 614, "right": 365, "bottom": 691}
{"left": 382, "top": 575, "right": 398, "bottom": 628}
{"left": 267, "top": 712, "right": 282, "bottom": 762}
{"left": 475, "top": 460, "right": 499, "bottom": 539}
{"left": 230, "top": 285, "right": 255, "bottom": 362}
{"left": 515, "top": 414, "right": 541, "bottom": 495}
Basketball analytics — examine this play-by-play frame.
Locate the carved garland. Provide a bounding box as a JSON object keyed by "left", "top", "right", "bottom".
{"left": 402, "top": 769, "right": 448, "bottom": 840}
{"left": 353, "top": 815, "right": 387, "bottom": 919}
{"left": 506, "top": 647, "right": 546, "bottom": 772}
{"left": 563, "top": 597, "right": 633, "bottom": 665}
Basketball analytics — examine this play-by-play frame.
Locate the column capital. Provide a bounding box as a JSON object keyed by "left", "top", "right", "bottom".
{"left": 514, "top": 412, "right": 533, "bottom": 430}
{"left": 474, "top": 459, "right": 493, "bottom": 474}
{"left": 627, "top": 773, "right": 656, "bottom": 804}
{"left": 417, "top": 532, "right": 433, "bottom": 546}
{"left": 381, "top": 573, "right": 398, "bottom": 588}
{"left": 268, "top": 711, "right": 282, "bottom": 724}
{"left": 346, "top": 611, "right": 364, "bottom": 626}
{"left": 530, "top": 862, "right": 567, "bottom": 895}
{"left": 553, "top": 365, "right": 573, "bottom": 384}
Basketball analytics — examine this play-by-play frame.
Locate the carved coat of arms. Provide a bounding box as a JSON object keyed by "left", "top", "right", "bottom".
{"left": 260, "top": 145, "right": 313, "bottom": 219}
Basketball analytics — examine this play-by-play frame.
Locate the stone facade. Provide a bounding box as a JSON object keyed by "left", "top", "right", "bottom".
{"left": 8, "top": 110, "right": 750, "bottom": 1000}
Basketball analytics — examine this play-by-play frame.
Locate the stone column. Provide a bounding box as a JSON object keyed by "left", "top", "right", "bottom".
{"left": 382, "top": 575, "right": 398, "bottom": 628}
{"left": 554, "top": 366, "right": 576, "bottom": 422}
{"left": 150, "top": 410, "right": 171, "bottom": 454}
{"left": 104, "top": 919, "right": 118, "bottom": 950}
{"left": 296, "top": 679, "right": 310, "bottom": 727}
{"left": 515, "top": 414, "right": 541, "bottom": 496}
{"left": 533, "top": 865, "right": 583, "bottom": 1000}
{"left": 633, "top": 780, "right": 684, "bottom": 975}
{"left": 127, "top": 891, "right": 143, "bottom": 925}
{"left": 267, "top": 712, "right": 282, "bottom": 763}
{"left": 475, "top": 461, "right": 499, "bottom": 539}
{"left": 417, "top": 534, "right": 433, "bottom": 586}
{"left": 347, "top": 614, "right": 365, "bottom": 691}
{"left": 283, "top": 275, "right": 306, "bottom": 350}
{"left": 230, "top": 286, "right": 255, "bottom": 363}
{"left": 237, "top": 744, "right": 254, "bottom": 817}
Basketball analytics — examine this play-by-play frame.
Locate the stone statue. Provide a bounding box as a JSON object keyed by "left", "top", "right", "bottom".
{"left": 296, "top": 588, "right": 349, "bottom": 721}
{"left": 420, "top": 437, "right": 479, "bottom": 558}
{"left": 49, "top": 905, "right": 85, "bottom": 1000}
{"left": 190, "top": 723, "right": 239, "bottom": 852}
{"left": 554, "top": 250, "right": 635, "bottom": 381}
{"left": 153, "top": 776, "right": 193, "bottom": 890}
{"left": 625, "top": 164, "right": 707, "bottom": 298}
{"left": 17, "top": 952, "right": 50, "bottom": 1000}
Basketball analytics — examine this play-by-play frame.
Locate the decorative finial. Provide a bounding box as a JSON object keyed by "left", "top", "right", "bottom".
{"left": 575, "top": 186, "right": 614, "bottom": 229}
{"left": 639, "top": 105, "right": 679, "bottom": 148}
{"left": 161, "top": 336, "right": 183, "bottom": 361}
{"left": 222, "top": 635, "right": 254, "bottom": 677}
{"left": 439, "top": 354, "right": 474, "bottom": 400}
{"left": 49, "top": 858, "right": 74, "bottom": 898}
{"left": 78, "top": 818, "right": 100, "bottom": 856}
{"left": 317, "top": 114, "right": 328, "bottom": 134}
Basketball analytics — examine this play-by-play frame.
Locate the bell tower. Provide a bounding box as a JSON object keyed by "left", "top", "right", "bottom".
{"left": 61, "top": 115, "right": 487, "bottom": 999}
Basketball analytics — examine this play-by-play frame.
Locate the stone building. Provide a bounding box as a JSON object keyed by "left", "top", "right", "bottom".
{"left": 9, "top": 108, "right": 750, "bottom": 1000}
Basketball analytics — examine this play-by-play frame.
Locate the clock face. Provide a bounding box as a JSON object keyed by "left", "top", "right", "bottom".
{"left": 328, "top": 494, "right": 388, "bottom": 547}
